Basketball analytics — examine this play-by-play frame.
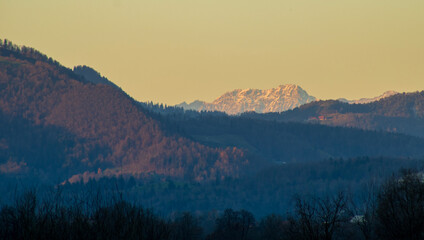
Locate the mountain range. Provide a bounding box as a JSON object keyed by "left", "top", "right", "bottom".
{"left": 338, "top": 90, "right": 398, "bottom": 104}
{"left": 177, "top": 84, "right": 316, "bottom": 115}
{"left": 177, "top": 85, "right": 398, "bottom": 115}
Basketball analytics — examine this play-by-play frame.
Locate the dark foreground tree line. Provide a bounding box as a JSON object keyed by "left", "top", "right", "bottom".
{"left": 2, "top": 169, "right": 424, "bottom": 240}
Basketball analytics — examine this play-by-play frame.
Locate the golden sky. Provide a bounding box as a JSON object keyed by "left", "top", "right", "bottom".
{"left": 1, "top": 0, "right": 423, "bottom": 105}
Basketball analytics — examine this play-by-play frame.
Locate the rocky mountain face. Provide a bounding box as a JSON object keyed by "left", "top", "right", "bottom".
{"left": 177, "top": 84, "right": 316, "bottom": 115}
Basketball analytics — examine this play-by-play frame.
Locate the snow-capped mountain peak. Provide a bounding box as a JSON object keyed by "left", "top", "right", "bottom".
{"left": 338, "top": 91, "right": 398, "bottom": 104}
{"left": 176, "top": 84, "right": 316, "bottom": 115}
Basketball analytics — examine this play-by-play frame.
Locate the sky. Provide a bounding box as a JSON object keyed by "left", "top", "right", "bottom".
{"left": 1, "top": 0, "right": 424, "bottom": 105}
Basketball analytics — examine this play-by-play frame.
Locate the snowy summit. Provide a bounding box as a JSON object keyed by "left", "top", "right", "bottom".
{"left": 177, "top": 84, "right": 316, "bottom": 115}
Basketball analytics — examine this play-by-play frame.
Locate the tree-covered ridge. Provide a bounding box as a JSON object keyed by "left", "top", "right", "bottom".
{"left": 0, "top": 39, "right": 82, "bottom": 81}
{"left": 240, "top": 91, "right": 424, "bottom": 137}
{"left": 0, "top": 39, "right": 250, "bottom": 182}
{"left": 140, "top": 101, "right": 424, "bottom": 162}
{"left": 166, "top": 113, "right": 424, "bottom": 163}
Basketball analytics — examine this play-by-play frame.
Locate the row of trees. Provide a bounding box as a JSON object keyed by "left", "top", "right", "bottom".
{"left": 0, "top": 39, "right": 63, "bottom": 69}
{"left": 2, "top": 169, "right": 424, "bottom": 239}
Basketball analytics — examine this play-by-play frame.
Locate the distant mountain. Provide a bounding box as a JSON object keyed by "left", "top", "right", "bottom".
{"left": 338, "top": 91, "right": 398, "bottom": 104}
{"left": 177, "top": 84, "right": 316, "bottom": 115}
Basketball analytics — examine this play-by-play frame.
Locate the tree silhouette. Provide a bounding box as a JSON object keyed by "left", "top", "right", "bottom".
{"left": 287, "top": 192, "right": 350, "bottom": 240}
{"left": 376, "top": 169, "right": 424, "bottom": 240}
{"left": 207, "top": 209, "right": 255, "bottom": 240}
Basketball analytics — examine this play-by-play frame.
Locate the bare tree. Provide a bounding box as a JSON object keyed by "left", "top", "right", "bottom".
{"left": 376, "top": 169, "right": 424, "bottom": 240}
{"left": 349, "top": 181, "right": 379, "bottom": 240}
{"left": 288, "top": 192, "right": 350, "bottom": 240}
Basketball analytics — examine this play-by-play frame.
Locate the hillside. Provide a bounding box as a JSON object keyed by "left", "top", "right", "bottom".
{"left": 241, "top": 92, "right": 424, "bottom": 137}
{"left": 0, "top": 40, "right": 250, "bottom": 182}
{"left": 164, "top": 113, "right": 424, "bottom": 163}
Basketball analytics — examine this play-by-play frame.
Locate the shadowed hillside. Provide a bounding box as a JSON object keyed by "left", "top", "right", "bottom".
{"left": 167, "top": 113, "right": 424, "bottom": 163}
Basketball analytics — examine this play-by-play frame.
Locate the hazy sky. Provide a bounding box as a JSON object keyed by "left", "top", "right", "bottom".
{"left": 1, "top": 0, "right": 423, "bottom": 105}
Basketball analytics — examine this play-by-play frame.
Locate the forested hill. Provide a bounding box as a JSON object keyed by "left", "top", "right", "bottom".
{"left": 142, "top": 102, "right": 424, "bottom": 163}
{"left": 164, "top": 113, "right": 424, "bottom": 163}
{"left": 241, "top": 92, "right": 424, "bottom": 138}
{"left": 0, "top": 39, "right": 250, "bottom": 182}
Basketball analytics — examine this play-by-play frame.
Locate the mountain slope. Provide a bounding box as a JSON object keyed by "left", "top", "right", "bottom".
{"left": 0, "top": 40, "right": 249, "bottom": 182}
{"left": 177, "top": 84, "right": 316, "bottom": 115}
